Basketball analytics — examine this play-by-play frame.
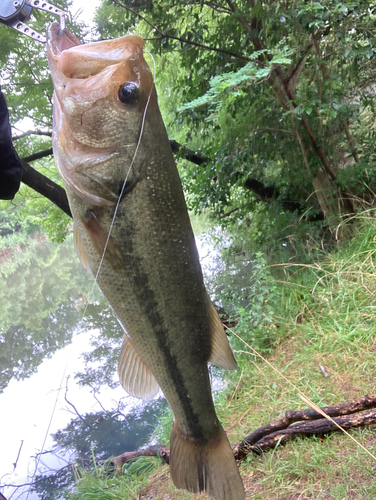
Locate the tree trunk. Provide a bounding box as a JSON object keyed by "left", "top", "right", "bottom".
{"left": 312, "top": 169, "right": 340, "bottom": 225}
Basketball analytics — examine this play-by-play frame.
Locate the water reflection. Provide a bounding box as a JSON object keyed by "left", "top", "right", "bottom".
{"left": 0, "top": 237, "right": 167, "bottom": 500}
{"left": 0, "top": 229, "right": 238, "bottom": 500}
{"left": 0, "top": 237, "right": 98, "bottom": 392}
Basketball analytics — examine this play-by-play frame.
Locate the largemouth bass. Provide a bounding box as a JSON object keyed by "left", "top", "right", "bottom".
{"left": 46, "top": 23, "right": 245, "bottom": 500}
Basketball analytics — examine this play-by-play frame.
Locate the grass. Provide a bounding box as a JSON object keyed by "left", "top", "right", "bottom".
{"left": 68, "top": 456, "right": 161, "bottom": 500}
{"left": 69, "top": 219, "right": 376, "bottom": 500}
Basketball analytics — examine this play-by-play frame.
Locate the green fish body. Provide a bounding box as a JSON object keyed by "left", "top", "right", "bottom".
{"left": 46, "top": 24, "right": 245, "bottom": 500}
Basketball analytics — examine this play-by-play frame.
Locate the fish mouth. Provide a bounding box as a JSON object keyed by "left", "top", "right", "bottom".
{"left": 46, "top": 24, "right": 151, "bottom": 206}
{"left": 47, "top": 22, "right": 81, "bottom": 60}
{"left": 47, "top": 24, "right": 121, "bottom": 206}
{"left": 47, "top": 23, "right": 146, "bottom": 80}
{"left": 47, "top": 24, "right": 104, "bottom": 79}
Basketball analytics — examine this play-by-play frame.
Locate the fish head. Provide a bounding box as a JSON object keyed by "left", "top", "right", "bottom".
{"left": 47, "top": 23, "right": 155, "bottom": 206}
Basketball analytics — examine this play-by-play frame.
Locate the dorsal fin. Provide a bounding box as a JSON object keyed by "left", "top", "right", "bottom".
{"left": 118, "top": 334, "right": 160, "bottom": 400}
{"left": 206, "top": 293, "right": 238, "bottom": 370}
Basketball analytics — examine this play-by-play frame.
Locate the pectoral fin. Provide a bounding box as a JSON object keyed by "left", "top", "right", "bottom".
{"left": 118, "top": 335, "right": 160, "bottom": 400}
{"left": 73, "top": 223, "right": 91, "bottom": 273}
{"left": 82, "top": 210, "right": 124, "bottom": 271}
{"left": 207, "top": 294, "right": 238, "bottom": 370}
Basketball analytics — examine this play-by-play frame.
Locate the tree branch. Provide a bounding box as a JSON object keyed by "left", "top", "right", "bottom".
{"left": 13, "top": 141, "right": 205, "bottom": 220}
{"left": 233, "top": 393, "right": 376, "bottom": 459}
{"left": 219, "top": 207, "right": 239, "bottom": 219}
{"left": 169, "top": 140, "right": 210, "bottom": 165}
{"left": 110, "top": 394, "right": 376, "bottom": 470}
{"left": 112, "top": 0, "right": 253, "bottom": 62}
{"left": 234, "top": 409, "right": 376, "bottom": 457}
{"left": 15, "top": 140, "right": 315, "bottom": 221}
{"left": 20, "top": 160, "right": 71, "bottom": 217}
{"left": 22, "top": 148, "right": 53, "bottom": 163}
{"left": 343, "top": 120, "right": 360, "bottom": 164}
{"left": 12, "top": 440, "right": 24, "bottom": 471}
{"left": 64, "top": 376, "right": 85, "bottom": 422}
{"left": 13, "top": 130, "right": 52, "bottom": 141}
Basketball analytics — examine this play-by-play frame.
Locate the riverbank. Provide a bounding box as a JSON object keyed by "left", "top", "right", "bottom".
{"left": 72, "top": 219, "right": 376, "bottom": 500}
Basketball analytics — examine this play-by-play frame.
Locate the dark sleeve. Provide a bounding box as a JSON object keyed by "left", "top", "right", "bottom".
{"left": 0, "top": 87, "right": 22, "bottom": 200}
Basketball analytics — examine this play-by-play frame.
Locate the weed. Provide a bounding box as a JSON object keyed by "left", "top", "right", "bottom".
{"left": 68, "top": 455, "right": 160, "bottom": 500}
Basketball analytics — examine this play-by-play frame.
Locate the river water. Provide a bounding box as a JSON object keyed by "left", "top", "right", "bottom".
{"left": 0, "top": 236, "right": 168, "bottom": 500}
{"left": 0, "top": 231, "right": 225, "bottom": 500}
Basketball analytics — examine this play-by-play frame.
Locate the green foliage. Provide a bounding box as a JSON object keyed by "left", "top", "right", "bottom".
{"left": 279, "top": 215, "right": 376, "bottom": 348}
{"left": 0, "top": 1, "right": 87, "bottom": 241}
{"left": 0, "top": 165, "right": 72, "bottom": 242}
{"left": 197, "top": 226, "right": 282, "bottom": 358}
{"left": 179, "top": 46, "right": 294, "bottom": 118}
{"left": 33, "top": 399, "right": 166, "bottom": 500}
{"left": 152, "top": 405, "right": 173, "bottom": 445}
{"left": 93, "top": 0, "right": 376, "bottom": 254}
{"left": 229, "top": 253, "right": 280, "bottom": 354}
{"left": 207, "top": 217, "right": 376, "bottom": 499}
{"left": 61, "top": 455, "right": 158, "bottom": 500}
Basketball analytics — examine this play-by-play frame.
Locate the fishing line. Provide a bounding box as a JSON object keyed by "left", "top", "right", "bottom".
{"left": 225, "top": 324, "right": 376, "bottom": 462}
{"left": 81, "top": 48, "right": 156, "bottom": 321}
{"left": 24, "top": 322, "right": 102, "bottom": 500}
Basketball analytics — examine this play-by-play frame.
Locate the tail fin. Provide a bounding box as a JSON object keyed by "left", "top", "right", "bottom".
{"left": 169, "top": 422, "right": 245, "bottom": 500}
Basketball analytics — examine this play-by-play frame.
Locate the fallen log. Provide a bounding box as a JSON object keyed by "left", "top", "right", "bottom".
{"left": 111, "top": 394, "right": 376, "bottom": 470}
{"left": 234, "top": 393, "right": 376, "bottom": 460}
{"left": 111, "top": 445, "right": 170, "bottom": 472}
{"left": 233, "top": 408, "right": 376, "bottom": 459}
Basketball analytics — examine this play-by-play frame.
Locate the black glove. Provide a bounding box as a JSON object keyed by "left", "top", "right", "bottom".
{"left": 0, "top": 86, "right": 22, "bottom": 200}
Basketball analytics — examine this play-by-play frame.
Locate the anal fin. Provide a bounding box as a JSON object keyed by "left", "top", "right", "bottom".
{"left": 118, "top": 334, "right": 160, "bottom": 400}
{"left": 206, "top": 293, "right": 238, "bottom": 370}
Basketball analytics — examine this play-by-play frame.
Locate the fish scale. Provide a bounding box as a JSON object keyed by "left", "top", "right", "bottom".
{"left": 47, "top": 22, "right": 245, "bottom": 500}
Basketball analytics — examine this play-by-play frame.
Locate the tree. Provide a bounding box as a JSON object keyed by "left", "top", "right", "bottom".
{"left": 95, "top": 0, "right": 376, "bottom": 229}
{"left": 3, "top": 0, "right": 376, "bottom": 251}
{"left": 0, "top": 0, "right": 80, "bottom": 240}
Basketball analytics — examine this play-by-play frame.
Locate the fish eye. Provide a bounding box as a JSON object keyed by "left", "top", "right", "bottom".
{"left": 118, "top": 82, "right": 139, "bottom": 105}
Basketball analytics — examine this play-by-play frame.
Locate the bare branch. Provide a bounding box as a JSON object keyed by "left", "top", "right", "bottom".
{"left": 203, "top": 2, "right": 232, "bottom": 14}
{"left": 20, "top": 160, "right": 72, "bottom": 218}
{"left": 112, "top": 0, "right": 253, "bottom": 62}
{"left": 169, "top": 140, "right": 209, "bottom": 165}
{"left": 86, "top": 383, "right": 108, "bottom": 413}
{"left": 219, "top": 207, "right": 239, "bottom": 219}
{"left": 111, "top": 394, "right": 376, "bottom": 469}
{"left": 234, "top": 393, "right": 376, "bottom": 458}
{"left": 13, "top": 130, "right": 52, "bottom": 141}
{"left": 343, "top": 120, "right": 360, "bottom": 164}
{"left": 1, "top": 483, "right": 34, "bottom": 489}
{"left": 22, "top": 148, "right": 53, "bottom": 163}
{"left": 12, "top": 440, "right": 24, "bottom": 471}
{"left": 64, "top": 376, "right": 85, "bottom": 422}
